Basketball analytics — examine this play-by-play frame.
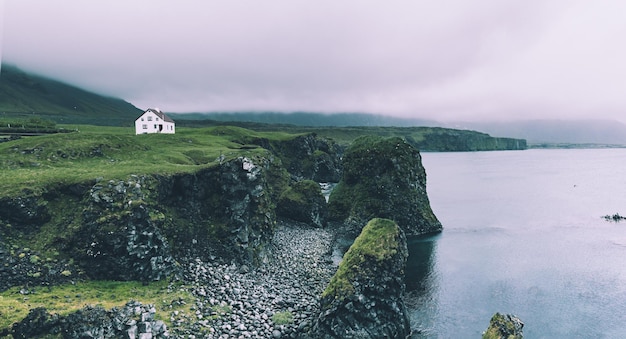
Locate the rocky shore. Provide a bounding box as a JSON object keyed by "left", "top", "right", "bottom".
{"left": 171, "top": 221, "right": 336, "bottom": 338}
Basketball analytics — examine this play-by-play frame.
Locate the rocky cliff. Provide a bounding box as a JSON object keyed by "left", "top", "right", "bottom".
{"left": 0, "top": 132, "right": 341, "bottom": 288}
{"left": 328, "top": 136, "right": 442, "bottom": 236}
{"left": 309, "top": 218, "right": 411, "bottom": 338}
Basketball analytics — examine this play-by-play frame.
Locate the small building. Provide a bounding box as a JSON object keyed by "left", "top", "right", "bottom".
{"left": 135, "top": 108, "right": 175, "bottom": 134}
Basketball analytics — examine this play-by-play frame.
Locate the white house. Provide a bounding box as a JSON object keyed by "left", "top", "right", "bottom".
{"left": 135, "top": 108, "right": 175, "bottom": 134}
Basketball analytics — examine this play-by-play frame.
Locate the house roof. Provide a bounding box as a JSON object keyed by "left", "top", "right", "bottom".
{"left": 143, "top": 108, "right": 175, "bottom": 123}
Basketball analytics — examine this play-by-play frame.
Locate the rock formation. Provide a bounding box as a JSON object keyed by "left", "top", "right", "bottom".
{"left": 328, "top": 136, "right": 442, "bottom": 236}
{"left": 309, "top": 218, "right": 411, "bottom": 338}
{"left": 482, "top": 313, "right": 524, "bottom": 339}
{"left": 3, "top": 301, "right": 167, "bottom": 339}
{"left": 0, "top": 132, "right": 342, "bottom": 289}
{"left": 71, "top": 175, "right": 177, "bottom": 281}
{"left": 276, "top": 180, "right": 328, "bottom": 227}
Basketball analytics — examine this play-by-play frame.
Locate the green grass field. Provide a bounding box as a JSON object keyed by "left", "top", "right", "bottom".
{"left": 0, "top": 124, "right": 301, "bottom": 197}
{"left": 0, "top": 279, "right": 195, "bottom": 331}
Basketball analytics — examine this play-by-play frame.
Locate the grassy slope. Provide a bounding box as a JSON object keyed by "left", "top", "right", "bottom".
{"left": 0, "top": 65, "right": 142, "bottom": 126}
{"left": 0, "top": 125, "right": 299, "bottom": 197}
{"left": 0, "top": 125, "right": 298, "bottom": 332}
{"left": 176, "top": 119, "right": 526, "bottom": 150}
{"left": 0, "top": 280, "right": 195, "bottom": 330}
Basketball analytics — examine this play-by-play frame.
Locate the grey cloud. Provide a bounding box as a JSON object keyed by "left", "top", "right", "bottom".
{"left": 3, "top": 0, "right": 626, "bottom": 123}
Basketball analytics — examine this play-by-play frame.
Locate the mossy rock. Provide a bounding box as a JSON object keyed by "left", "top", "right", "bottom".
{"left": 314, "top": 218, "right": 411, "bottom": 338}
{"left": 328, "top": 136, "right": 442, "bottom": 236}
{"left": 483, "top": 313, "right": 524, "bottom": 339}
{"left": 276, "top": 180, "right": 327, "bottom": 227}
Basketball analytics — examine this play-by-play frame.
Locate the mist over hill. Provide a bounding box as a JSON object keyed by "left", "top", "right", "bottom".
{"left": 176, "top": 112, "right": 626, "bottom": 145}
{"left": 171, "top": 111, "right": 441, "bottom": 128}
{"left": 2, "top": 63, "right": 624, "bottom": 146}
{"left": 451, "top": 120, "right": 626, "bottom": 145}
{"left": 0, "top": 64, "right": 142, "bottom": 126}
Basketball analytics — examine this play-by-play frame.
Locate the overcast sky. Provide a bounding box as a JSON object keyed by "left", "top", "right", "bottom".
{"left": 3, "top": 0, "right": 626, "bottom": 122}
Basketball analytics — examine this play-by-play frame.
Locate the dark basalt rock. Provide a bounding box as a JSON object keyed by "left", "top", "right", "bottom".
{"left": 159, "top": 155, "right": 284, "bottom": 265}
{"left": 4, "top": 301, "right": 168, "bottom": 339}
{"left": 0, "top": 194, "right": 50, "bottom": 228}
{"left": 268, "top": 134, "right": 342, "bottom": 182}
{"left": 482, "top": 313, "right": 524, "bottom": 339}
{"left": 276, "top": 180, "right": 328, "bottom": 227}
{"left": 308, "top": 218, "right": 411, "bottom": 338}
{"left": 71, "top": 176, "right": 177, "bottom": 281}
{"left": 328, "top": 136, "right": 442, "bottom": 236}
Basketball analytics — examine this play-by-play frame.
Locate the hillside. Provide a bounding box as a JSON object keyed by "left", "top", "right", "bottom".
{"left": 172, "top": 111, "right": 440, "bottom": 127}
{"left": 176, "top": 112, "right": 626, "bottom": 146}
{"left": 0, "top": 64, "right": 142, "bottom": 126}
{"left": 174, "top": 118, "right": 527, "bottom": 151}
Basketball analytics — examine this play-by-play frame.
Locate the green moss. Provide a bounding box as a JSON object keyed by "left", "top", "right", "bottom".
{"left": 0, "top": 280, "right": 194, "bottom": 330}
{"left": 322, "top": 218, "right": 400, "bottom": 299}
{"left": 482, "top": 313, "right": 523, "bottom": 339}
{"left": 271, "top": 311, "right": 294, "bottom": 325}
{"left": 278, "top": 180, "right": 320, "bottom": 204}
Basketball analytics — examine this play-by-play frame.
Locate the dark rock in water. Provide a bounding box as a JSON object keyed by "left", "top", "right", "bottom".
{"left": 277, "top": 180, "right": 328, "bottom": 227}
{"left": 482, "top": 313, "right": 524, "bottom": 339}
{"left": 309, "top": 218, "right": 411, "bottom": 339}
{"left": 6, "top": 301, "right": 168, "bottom": 339}
{"left": 328, "top": 136, "right": 442, "bottom": 236}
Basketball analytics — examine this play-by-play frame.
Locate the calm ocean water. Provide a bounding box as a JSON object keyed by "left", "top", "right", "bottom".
{"left": 407, "top": 149, "right": 626, "bottom": 338}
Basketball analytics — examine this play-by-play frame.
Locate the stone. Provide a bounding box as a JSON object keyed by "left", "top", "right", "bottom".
{"left": 482, "top": 313, "right": 524, "bottom": 339}
{"left": 310, "top": 218, "right": 411, "bottom": 338}
{"left": 328, "top": 136, "right": 442, "bottom": 236}
{"left": 276, "top": 180, "right": 328, "bottom": 227}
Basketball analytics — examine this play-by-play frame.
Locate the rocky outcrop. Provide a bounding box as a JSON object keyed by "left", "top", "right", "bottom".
{"left": 158, "top": 155, "right": 286, "bottom": 265}
{"left": 0, "top": 193, "right": 50, "bottom": 228}
{"left": 3, "top": 301, "right": 167, "bottom": 339}
{"left": 482, "top": 313, "right": 524, "bottom": 339}
{"left": 70, "top": 175, "right": 177, "bottom": 281}
{"left": 252, "top": 133, "right": 342, "bottom": 182}
{"left": 328, "top": 136, "right": 442, "bottom": 236}
{"left": 277, "top": 180, "right": 328, "bottom": 227}
{"left": 309, "top": 218, "right": 411, "bottom": 338}
{"left": 272, "top": 134, "right": 342, "bottom": 182}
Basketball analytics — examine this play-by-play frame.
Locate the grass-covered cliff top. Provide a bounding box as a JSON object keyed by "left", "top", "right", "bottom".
{"left": 0, "top": 125, "right": 300, "bottom": 197}
{"left": 322, "top": 218, "right": 401, "bottom": 299}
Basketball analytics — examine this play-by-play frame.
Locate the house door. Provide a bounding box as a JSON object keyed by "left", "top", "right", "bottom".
{"left": 158, "top": 124, "right": 163, "bottom": 132}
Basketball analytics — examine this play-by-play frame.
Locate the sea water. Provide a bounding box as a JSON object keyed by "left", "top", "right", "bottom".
{"left": 407, "top": 149, "right": 626, "bottom": 338}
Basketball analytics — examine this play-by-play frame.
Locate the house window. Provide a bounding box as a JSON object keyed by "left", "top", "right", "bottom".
{"left": 147, "top": 116, "right": 153, "bottom": 121}
{"left": 141, "top": 118, "right": 144, "bottom": 121}
{"left": 142, "top": 124, "right": 147, "bottom": 129}
{"left": 154, "top": 124, "right": 157, "bottom": 129}
{"left": 156, "top": 118, "right": 159, "bottom": 121}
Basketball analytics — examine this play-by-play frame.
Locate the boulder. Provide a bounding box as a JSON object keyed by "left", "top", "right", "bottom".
{"left": 276, "top": 180, "right": 328, "bottom": 227}
{"left": 328, "top": 136, "right": 442, "bottom": 236}
{"left": 309, "top": 218, "right": 411, "bottom": 338}
{"left": 482, "top": 313, "right": 524, "bottom": 339}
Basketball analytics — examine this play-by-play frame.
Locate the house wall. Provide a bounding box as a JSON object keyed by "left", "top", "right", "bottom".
{"left": 135, "top": 111, "right": 175, "bottom": 134}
